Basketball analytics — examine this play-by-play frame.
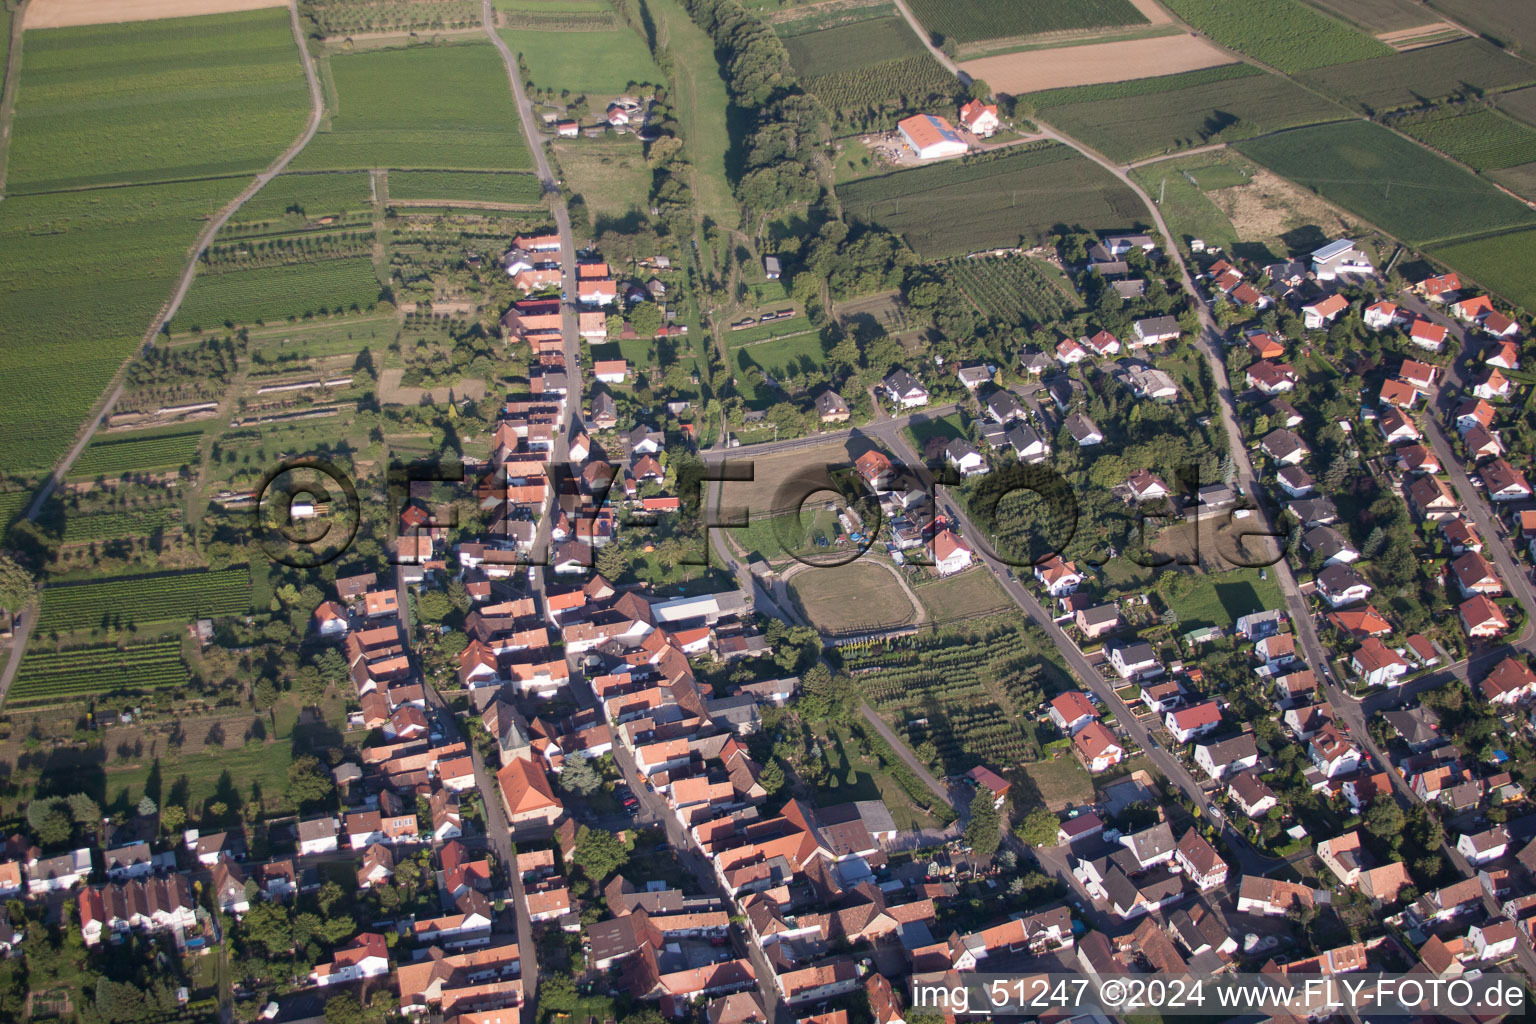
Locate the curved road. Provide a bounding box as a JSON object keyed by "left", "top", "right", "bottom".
{"left": 0, "top": 0, "right": 324, "bottom": 708}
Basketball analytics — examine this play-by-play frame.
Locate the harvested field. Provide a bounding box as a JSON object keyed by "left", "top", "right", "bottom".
{"left": 960, "top": 34, "right": 1233, "bottom": 95}
{"left": 24, "top": 0, "right": 283, "bottom": 28}
{"left": 788, "top": 561, "right": 919, "bottom": 633}
{"left": 1376, "top": 21, "right": 1461, "bottom": 44}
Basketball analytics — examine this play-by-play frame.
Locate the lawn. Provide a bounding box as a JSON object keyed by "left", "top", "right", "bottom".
{"left": 840, "top": 144, "right": 1146, "bottom": 258}
{"left": 1022, "top": 755, "right": 1095, "bottom": 812}
{"left": 104, "top": 734, "right": 298, "bottom": 820}
{"left": 7, "top": 8, "right": 309, "bottom": 192}
{"left": 915, "top": 570, "right": 1011, "bottom": 621}
{"left": 501, "top": 26, "right": 660, "bottom": 97}
{"left": 1236, "top": 120, "right": 1536, "bottom": 244}
{"left": 1428, "top": 228, "right": 1536, "bottom": 312}
{"left": 788, "top": 560, "right": 918, "bottom": 632}
{"left": 292, "top": 43, "right": 531, "bottom": 171}
{"left": 555, "top": 139, "right": 653, "bottom": 225}
{"left": 1039, "top": 71, "right": 1345, "bottom": 164}
{"left": 732, "top": 331, "right": 825, "bottom": 380}
{"left": 1299, "top": 39, "right": 1536, "bottom": 114}
{"left": 906, "top": 411, "right": 968, "bottom": 447}
{"left": 905, "top": 0, "right": 1146, "bottom": 44}
{"left": 814, "top": 722, "right": 946, "bottom": 831}
{"left": 1163, "top": 566, "right": 1283, "bottom": 630}
{"left": 1159, "top": 0, "right": 1392, "bottom": 71}
{"left": 645, "top": 0, "right": 736, "bottom": 229}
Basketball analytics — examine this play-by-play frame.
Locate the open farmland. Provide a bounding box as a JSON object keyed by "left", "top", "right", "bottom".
{"left": 292, "top": 43, "right": 530, "bottom": 171}
{"left": 1023, "top": 62, "right": 1255, "bottom": 107}
{"left": 502, "top": 26, "right": 660, "bottom": 97}
{"left": 840, "top": 145, "right": 1146, "bottom": 258}
{"left": 781, "top": 15, "right": 923, "bottom": 75}
{"left": 9, "top": 640, "right": 189, "bottom": 704}
{"left": 1159, "top": 0, "right": 1392, "bottom": 70}
{"left": 940, "top": 256, "right": 1075, "bottom": 328}
{"left": 62, "top": 506, "right": 183, "bottom": 543}
{"left": 301, "top": 0, "right": 481, "bottom": 35}
{"left": 1401, "top": 109, "right": 1536, "bottom": 172}
{"left": 1491, "top": 162, "right": 1536, "bottom": 202}
{"left": 1429, "top": 229, "right": 1536, "bottom": 311}
{"left": 1422, "top": 0, "right": 1536, "bottom": 52}
{"left": 801, "top": 54, "right": 958, "bottom": 130}
{"left": 904, "top": 0, "right": 1146, "bottom": 45}
{"left": 1236, "top": 121, "right": 1536, "bottom": 244}
{"left": 960, "top": 35, "right": 1232, "bottom": 94}
{"left": 38, "top": 568, "right": 252, "bottom": 633}
{"left": 0, "top": 179, "right": 251, "bottom": 475}
{"left": 388, "top": 170, "right": 542, "bottom": 204}
{"left": 71, "top": 430, "right": 203, "bottom": 479}
{"left": 25, "top": 0, "right": 286, "bottom": 26}
{"left": 1499, "top": 86, "right": 1536, "bottom": 128}
{"left": 8, "top": 8, "right": 308, "bottom": 192}
{"left": 1038, "top": 70, "right": 1344, "bottom": 163}
{"left": 1128, "top": 155, "right": 1242, "bottom": 251}
{"left": 174, "top": 257, "right": 383, "bottom": 330}
{"left": 1301, "top": 0, "right": 1443, "bottom": 31}
{"left": 1300, "top": 39, "right": 1536, "bottom": 114}
{"left": 223, "top": 171, "right": 373, "bottom": 227}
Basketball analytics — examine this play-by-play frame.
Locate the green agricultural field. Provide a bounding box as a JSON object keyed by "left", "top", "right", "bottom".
{"left": 1024, "top": 63, "right": 1258, "bottom": 108}
{"left": 772, "top": 0, "right": 899, "bottom": 35}
{"left": 1499, "top": 86, "right": 1536, "bottom": 128}
{"left": 71, "top": 430, "right": 203, "bottom": 479}
{"left": 0, "top": 179, "right": 245, "bottom": 475}
{"left": 1039, "top": 71, "right": 1344, "bottom": 163}
{"left": 8, "top": 9, "right": 308, "bottom": 192}
{"left": 1300, "top": 39, "right": 1536, "bottom": 114}
{"left": 224, "top": 172, "right": 374, "bottom": 228}
{"left": 503, "top": 26, "right": 659, "bottom": 96}
{"left": 1491, "top": 162, "right": 1536, "bottom": 203}
{"left": 1129, "top": 157, "right": 1241, "bottom": 252}
{"left": 781, "top": 16, "right": 922, "bottom": 76}
{"left": 941, "top": 256, "right": 1075, "bottom": 328}
{"left": 174, "top": 258, "right": 382, "bottom": 330}
{"left": 1402, "top": 109, "right": 1536, "bottom": 172}
{"left": 554, "top": 139, "right": 652, "bottom": 224}
{"left": 293, "top": 43, "right": 530, "bottom": 171}
{"left": 802, "top": 54, "right": 959, "bottom": 129}
{"left": 9, "top": 640, "right": 189, "bottom": 703}
{"left": 1159, "top": 0, "right": 1392, "bottom": 71}
{"left": 906, "top": 0, "right": 1146, "bottom": 44}
{"left": 388, "top": 170, "right": 543, "bottom": 204}
{"left": 61, "top": 506, "right": 183, "bottom": 543}
{"left": 840, "top": 145, "right": 1146, "bottom": 258}
{"left": 303, "top": 0, "right": 482, "bottom": 35}
{"left": 1303, "top": 0, "right": 1441, "bottom": 31}
{"left": 1429, "top": 229, "right": 1536, "bottom": 311}
{"left": 1423, "top": 0, "right": 1536, "bottom": 52}
{"left": 38, "top": 568, "right": 252, "bottom": 633}
{"left": 1236, "top": 121, "right": 1536, "bottom": 244}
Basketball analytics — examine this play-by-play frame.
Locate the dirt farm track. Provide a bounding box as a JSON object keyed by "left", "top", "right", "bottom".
{"left": 959, "top": 33, "right": 1234, "bottom": 94}
{"left": 23, "top": 0, "right": 286, "bottom": 29}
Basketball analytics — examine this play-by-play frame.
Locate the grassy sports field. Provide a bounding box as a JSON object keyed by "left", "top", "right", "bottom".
{"left": 8, "top": 9, "right": 308, "bottom": 192}
{"left": 502, "top": 25, "right": 658, "bottom": 96}
{"left": 788, "top": 561, "right": 919, "bottom": 633}
{"left": 840, "top": 145, "right": 1146, "bottom": 258}
{"left": 1038, "top": 70, "right": 1344, "bottom": 164}
{"left": 1236, "top": 120, "right": 1536, "bottom": 245}
{"left": 293, "top": 43, "right": 530, "bottom": 171}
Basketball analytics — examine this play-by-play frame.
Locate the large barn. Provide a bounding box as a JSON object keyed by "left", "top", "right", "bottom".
{"left": 897, "top": 114, "right": 968, "bottom": 160}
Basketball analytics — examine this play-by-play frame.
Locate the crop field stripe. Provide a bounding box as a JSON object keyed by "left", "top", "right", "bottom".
{"left": 11, "top": 639, "right": 189, "bottom": 701}
{"left": 386, "top": 170, "right": 543, "bottom": 204}
{"left": 61, "top": 506, "right": 183, "bottom": 542}
{"left": 1025, "top": 62, "right": 1259, "bottom": 108}
{"left": 1299, "top": 39, "right": 1536, "bottom": 114}
{"left": 781, "top": 16, "right": 924, "bottom": 76}
{"left": 904, "top": 0, "right": 1148, "bottom": 45}
{"left": 1427, "top": 227, "right": 1536, "bottom": 312}
{"left": 1159, "top": 0, "right": 1393, "bottom": 71}
{"left": 38, "top": 567, "right": 253, "bottom": 632}
{"left": 1399, "top": 108, "right": 1536, "bottom": 172}
{"left": 71, "top": 430, "right": 203, "bottom": 478}
{"left": 173, "top": 256, "right": 382, "bottom": 330}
